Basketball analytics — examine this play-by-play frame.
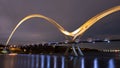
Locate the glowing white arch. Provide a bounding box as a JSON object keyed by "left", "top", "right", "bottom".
{"left": 72, "top": 6, "right": 120, "bottom": 39}
{"left": 6, "top": 5, "right": 120, "bottom": 45}
{"left": 6, "top": 14, "right": 74, "bottom": 45}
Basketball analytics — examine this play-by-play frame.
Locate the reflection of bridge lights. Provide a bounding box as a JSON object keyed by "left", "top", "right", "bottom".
{"left": 41, "top": 55, "right": 45, "bottom": 68}
{"left": 93, "top": 58, "right": 98, "bottom": 68}
{"left": 53, "top": 56, "right": 57, "bottom": 68}
{"left": 8, "top": 53, "right": 18, "bottom": 56}
{"left": 108, "top": 59, "right": 115, "bottom": 68}
{"left": 81, "top": 58, "right": 85, "bottom": 68}
{"left": 47, "top": 56, "right": 50, "bottom": 68}
{"left": 61, "top": 56, "right": 65, "bottom": 68}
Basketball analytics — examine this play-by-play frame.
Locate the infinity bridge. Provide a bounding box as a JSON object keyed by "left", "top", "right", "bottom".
{"left": 5, "top": 5, "right": 120, "bottom": 56}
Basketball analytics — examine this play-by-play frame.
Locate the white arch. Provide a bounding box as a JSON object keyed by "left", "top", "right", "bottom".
{"left": 6, "top": 5, "right": 120, "bottom": 45}
{"left": 5, "top": 14, "right": 75, "bottom": 45}
{"left": 72, "top": 6, "right": 120, "bottom": 40}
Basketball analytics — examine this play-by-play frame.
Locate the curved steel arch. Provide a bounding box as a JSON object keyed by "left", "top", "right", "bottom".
{"left": 6, "top": 5, "right": 120, "bottom": 45}
{"left": 72, "top": 6, "right": 120, "bottom": 40}
{"left": 6, "top": 14, "right": 75, "bottom": 45}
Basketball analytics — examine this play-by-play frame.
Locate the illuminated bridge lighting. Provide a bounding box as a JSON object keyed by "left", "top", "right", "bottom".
{"left": 102, "top": 49, "right": 120, "bottom": 52}
{"left": 1, "top": 5, "right": 119, "bottom": 56}
{"left": 6, "top": 5, "right": 120, "bottom": 45}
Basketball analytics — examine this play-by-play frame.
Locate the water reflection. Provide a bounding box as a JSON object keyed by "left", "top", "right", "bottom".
{"left": 36, "top": 55, "right": 39, "bottom": 68}
{"left": 47, "top": 55, "right": 50, "bottom": 68}
{"left": 81, "top": 58, "right": 85, "bottom": 68}
{"left": 53, "top": 56, "right": 57, "bottom": 68}
{"left": 31, "top": 55, "right": 35, "bottom": 68}
{"left": 0, "top": 54, "right": 119, "bottom": 68}
{"left": 41, "top": 55, "right": 45, "bottom": 68}
{"left": 108, "top": 59, "right": 115, "bottom": 68}
{"left": 93, "top": 58, "right": 98, "bottom": 68}
{"left": 61, "top": 56, "right": 65, "bottom": 68}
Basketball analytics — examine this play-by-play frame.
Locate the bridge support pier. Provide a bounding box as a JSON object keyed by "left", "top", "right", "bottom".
{"left": 65, "top": 44, "right": 84, "bottom": 56}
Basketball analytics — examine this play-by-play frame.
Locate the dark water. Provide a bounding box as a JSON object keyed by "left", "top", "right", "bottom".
{"left": 0, "top": 52, "right": 120, "bottom": 68}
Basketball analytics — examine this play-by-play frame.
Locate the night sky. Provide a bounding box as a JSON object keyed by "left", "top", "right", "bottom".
{"left": 0, "top": 0, "right": 120, "bottom": 49}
